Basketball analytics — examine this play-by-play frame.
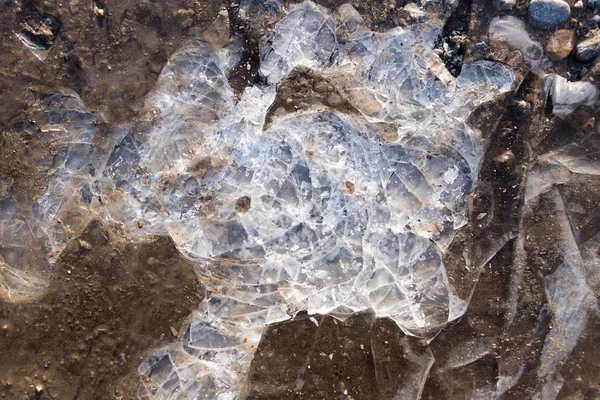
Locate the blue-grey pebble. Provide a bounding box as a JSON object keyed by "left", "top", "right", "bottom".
{"left": 529, "top": 0, "right": 571, "bottom": 30}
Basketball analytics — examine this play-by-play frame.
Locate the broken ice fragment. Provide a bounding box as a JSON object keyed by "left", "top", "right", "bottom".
{"left": 259, "top": 1, "right": 340, "bottom": 84}
{"left": 548, "top": 74, "right": 598, "bottom": 117}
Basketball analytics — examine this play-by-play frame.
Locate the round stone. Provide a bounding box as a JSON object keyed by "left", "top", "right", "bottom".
{"left": 528, "top": 0, "right": 571, "bottom": 30}
{"left": 546, "top": 29, "right": 576, "bottom": 60}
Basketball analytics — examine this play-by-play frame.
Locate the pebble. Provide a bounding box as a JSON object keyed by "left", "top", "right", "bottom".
{"left": 494, "top": 0, "right": 516, "bottom": 10}
{"left": 575, "top": 32, "right": 600, "bottom": 62}
{"left": 528, "top": 0, "right": 571, "bottom": 30}
{"left": 506, "top": 50, "right": 525, "bottom": 67}
{"left": 587, "top": 0, "right": 599, "bottom": 9}
{"left": 545, "top": 29, "right": 576, "bottom": 60}
{"left": 78, "top": 239, "right": 92, "bottom": 250}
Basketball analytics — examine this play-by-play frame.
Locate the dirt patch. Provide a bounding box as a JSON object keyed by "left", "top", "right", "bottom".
{"left": 0, "top": 220, "right": 204, "bottom": 400}
{"left": 0, "top": 0, "right": 228, "bottom": 127}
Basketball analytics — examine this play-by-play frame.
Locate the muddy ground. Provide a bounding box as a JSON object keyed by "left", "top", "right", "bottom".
{"left": 0, "top": 221, "right": 203, "bottom": 399}
{"left": 1, "top": 0, "right": 600, "bottom": 399}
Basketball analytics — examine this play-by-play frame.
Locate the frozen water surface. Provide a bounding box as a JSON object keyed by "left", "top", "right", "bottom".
{"left": 0, "top": 1, "right": 521, "bottom": 398}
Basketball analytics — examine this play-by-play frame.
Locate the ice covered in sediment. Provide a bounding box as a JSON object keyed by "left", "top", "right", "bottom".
{"left": 521, "top": 184, "right": 595, "bottom": 400}
{"left": 35, "top": 92, "right": 108, "bottom": 261}
{"left": 489, "top": 16, "right": 544, "bottom": 65}
{"left": 1, "top": 90, "right": 106, "bottom": 301}
{"left": 509, "top": 120, "right": 600, "bottom": 399}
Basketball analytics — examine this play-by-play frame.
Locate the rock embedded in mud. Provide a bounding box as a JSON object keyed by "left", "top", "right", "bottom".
{"left": 546, "top": 29, "right": 576, "bottom": 60}
{"left": 528, "top": 0, "right": 571, "bottom": 30}
{"left": 575, "top": 31, "right": 600, "bottom": 62}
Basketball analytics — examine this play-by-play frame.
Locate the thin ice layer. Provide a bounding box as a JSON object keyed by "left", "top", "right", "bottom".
{"left": 133, "top": 2, "right": 515, "bottom": 398}
{"left": 0, "top": 1, "right": 517, "bottom": 398}
{"left": 1, "top": 90, "right": 104, "bottom": 301}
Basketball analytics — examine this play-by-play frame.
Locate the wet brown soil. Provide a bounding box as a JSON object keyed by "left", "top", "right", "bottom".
{"left": 1, "top": 0, "right": 600, "bottom": 399}
{"left": 0, "top": 220, "right": 204, "bottom": 399}
{"left": 0, "top": 0, "right": 228, "bottom": 127}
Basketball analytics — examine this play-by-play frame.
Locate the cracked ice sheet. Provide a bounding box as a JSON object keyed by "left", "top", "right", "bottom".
{"left": 515, "top": 139, "right": 599, "bottom": 399}
{"left": 130, "top": 2, "right": 515, "bottom": 399}
{"left": 452, "top": 83, "right": 599, "bottom": 399}
{"left": 0, "top": 89, "right": 109, "bottom": 302}
{"left": 0, "top": 1, "right": 516, "bottom": 399}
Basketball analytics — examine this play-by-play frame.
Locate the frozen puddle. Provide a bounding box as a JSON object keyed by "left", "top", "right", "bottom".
{"left": 0, "top": 2, "right": 517, "bottom": 399}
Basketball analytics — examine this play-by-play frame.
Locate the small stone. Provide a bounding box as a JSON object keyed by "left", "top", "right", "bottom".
{"left": 494, "top": 0, "right": 517, "bottom": 10}
{"left": 137, "top": 221, "right": 144, "bottom": 229}
{"left": 546, "top": 30, "right": 576, "bottom": 60}
{"left": 575, "top": 32, "right": 600, "bottom": 62}
{"left": 343, "top": 181, "right": 355, "bottom": 195}
{"left": 587, "top": 0, "right": 599, "bottom": 9}
{"left": 574, "top": 0, "right": 584, "bottom": 7}
{"left": 78, "top": 239, "right": 92, "bottom": 250}
{"left": 528, "top": 0, "right": 571, "bottom": 30}
{"left": 506, "top": 50, "right": 525, "bottom": 67}
{"left": 471, "top": 42, "right": 489, "bottom": 61}
{"left": 95, "top": 8, "right": 105, "bottom": 17}
{"left": 495, "top": 149, "right": 516, "bottom": 167}
{"left": 488, "top": 41, "right": 510, "bottom": 62}
{"left": 234, "top": 196, "right": 251, "bottom": 214}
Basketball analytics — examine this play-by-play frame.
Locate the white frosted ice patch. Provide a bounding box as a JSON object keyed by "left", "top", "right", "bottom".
{"left": 259, "top": 1, "right": 340, "bottom": 84}
{"left": 549, "top": 74, "right": 598, "bottom": 117}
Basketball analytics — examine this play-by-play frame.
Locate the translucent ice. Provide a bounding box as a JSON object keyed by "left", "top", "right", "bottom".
{"left": 548, "top": 74, "right": 598, "bottom": 117}
{"left": 489, "top": 16, "right": 544, "bottom": 65}
{"left": 259, "top": 2, "right": 339, "bottom": 84}
{"left": 0, "top": 1, "right": 518, "bottom": 398}
{"left": 126, "top": 2, "right": 514, "bottom": 398}
{"left": 1, "top": 90, "right": 105, "bottom": 301}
